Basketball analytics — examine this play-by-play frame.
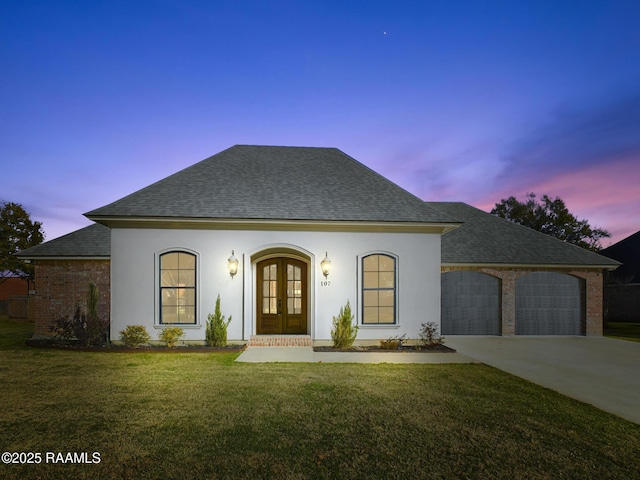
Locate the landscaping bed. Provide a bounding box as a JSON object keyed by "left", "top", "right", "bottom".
{"left": 25, "top": 337, "right": 245, "bottom": 353}
{"left": 314, "top": 344, "right": 455, "bottom": 353}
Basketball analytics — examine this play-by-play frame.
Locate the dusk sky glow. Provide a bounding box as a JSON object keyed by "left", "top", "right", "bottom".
{"left": 2, "top": 1, "right": 640, "bottom": 245}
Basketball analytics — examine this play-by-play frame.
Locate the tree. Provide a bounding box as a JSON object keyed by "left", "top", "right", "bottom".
{"left": 490, "top": 193, "right": 610, "bottom": 251}
{"left": 0, "top": 201, "right": 45, "bottom": 283}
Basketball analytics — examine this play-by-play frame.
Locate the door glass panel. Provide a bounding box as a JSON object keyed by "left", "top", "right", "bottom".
{"left": 286, "top": 264, "right": 302, "bottom": 314}
{"left": 262, "top": 263, "right": 278, "bottom": 314}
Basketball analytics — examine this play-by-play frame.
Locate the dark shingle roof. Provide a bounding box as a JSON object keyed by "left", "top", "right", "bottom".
{"left": 18, "top": 224, "right": 110, "bottom": 258}
{"left": 86, "top": 145, "right": 457, "bottom": 224}
{"left": 427, "top": 202, "right": 620, "bottom": 267}
{"left": 601, "top": 230, "right": 640, "bottom": 282}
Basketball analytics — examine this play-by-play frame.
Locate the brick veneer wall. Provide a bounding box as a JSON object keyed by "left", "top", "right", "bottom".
{"left": 441, "top": 266, "right": 604, "bottom": 336}
{"left": 32, "top": 260, "right": 110, "bottom": 336}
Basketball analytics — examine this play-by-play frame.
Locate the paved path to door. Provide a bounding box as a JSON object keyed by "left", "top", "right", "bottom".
{"left": 236, "top": 346, "right": 475, "bottom": 364}
{"left": 445, "top": 336, "right": 640, "bottom": 424}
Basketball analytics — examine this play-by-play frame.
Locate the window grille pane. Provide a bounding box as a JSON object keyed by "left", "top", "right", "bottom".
{"left": 179, "top": 306, "right": 196, "bottom": 324}
{"left": 363, "top": 307, "right": 379, "bottom": 324}
{"left": 379, "top": 272, "right": 395, "bottom": 288}
{"left": 363, "top": 290, "right": 378, "bottom": 307}
{"left": 161, "top": 306, "right": 180, "bottom": 324}
{"left": 179, "top": 252, "right": 195, "bottom": 269}
{"left": 379, "top": 307, "right": 394, "bottom": 324}
{"left": 378, "top": 255, "right": 395, "bottom": 271}
{"left": 161, "top": 271, "right": 178, "bottom": 287}
{"left": 363, "top": 255, "right": 378, "bottom": 271}
{"left": 363, "top": 272, "right": 378, "bottom": 288}
{"left": 161, "top": 253, "right": 180, "bottom": 269}
{"left": 178, "top": 270, "right": 195, "bottom": 286}
{"left": 379, "top": 290, "right": 394, "bottom": 306}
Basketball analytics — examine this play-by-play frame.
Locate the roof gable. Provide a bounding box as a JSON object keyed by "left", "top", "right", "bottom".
{"left": 86, "top": 145, "right": 457, "bottom": 225}
{"left": 428, "top": 202, "right": 620, "bottom": 268}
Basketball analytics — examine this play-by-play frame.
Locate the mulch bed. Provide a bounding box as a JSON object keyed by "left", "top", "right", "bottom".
{"left": 25, "top": 338, "right": 245, "bottom": 353}
{"left": 313, "top": 344, "right": 456, "bottom": 353}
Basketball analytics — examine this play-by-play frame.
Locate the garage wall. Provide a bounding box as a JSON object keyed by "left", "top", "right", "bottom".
{"left": 441, "top": 266, "right": 604, "bottom": 336}
{"left": 31, "top": 259, "right": 111, "bottom": 336}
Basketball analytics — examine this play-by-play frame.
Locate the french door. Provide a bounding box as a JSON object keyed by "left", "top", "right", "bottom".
{"left": 256, "top": 257, "right": 307, "bottom": 334}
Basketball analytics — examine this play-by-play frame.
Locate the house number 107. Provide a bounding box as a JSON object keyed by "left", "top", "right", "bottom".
{"left": 320, "top": 280, "right": 331, "bottom": 287}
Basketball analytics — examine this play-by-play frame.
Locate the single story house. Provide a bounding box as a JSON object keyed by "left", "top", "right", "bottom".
{"left": 19, "top": 145, "right": 619, "bottom": 342}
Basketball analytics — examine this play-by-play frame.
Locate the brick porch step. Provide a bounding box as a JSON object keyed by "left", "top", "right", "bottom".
{"left": 247, "top": 335, "right": 313, "bottom": 347}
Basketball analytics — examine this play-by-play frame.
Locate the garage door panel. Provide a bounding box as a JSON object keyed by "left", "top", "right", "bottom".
{"left": 442, "top": 271, "right": 501, "bottom": 335}
{"left": 515, "top": 272, "right": 584, "bottom": 335}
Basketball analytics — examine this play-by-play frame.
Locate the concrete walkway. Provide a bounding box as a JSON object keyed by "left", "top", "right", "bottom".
{"left": 236, "top": 346, "right": 475, "bottom": 364}
{"left": 445, "top": 336, "right": 640, "bottom": 424}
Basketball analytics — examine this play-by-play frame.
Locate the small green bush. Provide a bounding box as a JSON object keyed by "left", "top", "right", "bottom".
{"left": 419, "top": 322, "right": 444, "bottom": 347}
{"left": 206, "top": 295, "right": 232, "bottom": 347}
{"left": 120, "top": 325, "right": 150, "bottom": 348}
{"left": 331, "top": 300, "right": 358, "bottom": 349}
{"left": 159, "top": 327, "right": 184, "bottom": 348}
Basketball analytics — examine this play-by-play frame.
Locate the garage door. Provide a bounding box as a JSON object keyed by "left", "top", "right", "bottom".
{"left": 441, "top": 271, "right": 501, "bottom": 335}
{"left": 515, "top": 272, "right": 584, "bottom": 335}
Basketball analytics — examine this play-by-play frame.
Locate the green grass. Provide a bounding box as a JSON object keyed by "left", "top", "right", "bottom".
{"left": 604, "top": 322, "right": 640, "bottom": 342}
{"left": 1, "top": 318, "right": 639, "bottom": 479}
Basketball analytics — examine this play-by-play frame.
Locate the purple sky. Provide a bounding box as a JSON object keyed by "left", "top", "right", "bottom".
{"left": 3, "top": 1, "right": 640, "bottom": 246}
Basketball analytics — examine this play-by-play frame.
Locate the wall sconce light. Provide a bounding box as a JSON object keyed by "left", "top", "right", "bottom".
{"left": 320, "top": 252, "right": 331, "bottom": 277}
{"left": 227, "top": 250, "right": 239, "bottom": 278}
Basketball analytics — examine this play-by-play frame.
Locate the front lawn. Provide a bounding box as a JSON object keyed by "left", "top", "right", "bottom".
{"left": 604, "top": 322, "right": 640, "bottom": 342}
{"left": 1, "top": 318, "right": 639, "bottom": 479}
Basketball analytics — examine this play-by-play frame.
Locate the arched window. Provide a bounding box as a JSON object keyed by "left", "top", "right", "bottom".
{"left": 159, "top": 251, "right": 196, "bottom": 325}
{"left": 362, "top": 254, "right": 397, "bottom": 324}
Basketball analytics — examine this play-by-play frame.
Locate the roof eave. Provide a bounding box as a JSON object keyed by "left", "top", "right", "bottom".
{"left": 87, "top": 215, "right": 462, "bottom": 234}
{"left": 18, "top": 256, "right": 110, "bottom": 261}
{"left": 442, "top": 262, "right": 620, "bottom": 271}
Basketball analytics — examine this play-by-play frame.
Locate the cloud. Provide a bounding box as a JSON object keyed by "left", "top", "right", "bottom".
{"left": 500, "top": 93, "right": 640, "bottom": 189}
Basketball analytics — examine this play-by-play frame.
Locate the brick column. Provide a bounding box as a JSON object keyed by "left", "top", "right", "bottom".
{"left": 571, "top": 270, "right": 604, "bottom": 336}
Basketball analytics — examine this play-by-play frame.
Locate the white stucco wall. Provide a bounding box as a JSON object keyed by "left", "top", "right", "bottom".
{"left": 110, "top": 227, "right": 441, "bottom": 343}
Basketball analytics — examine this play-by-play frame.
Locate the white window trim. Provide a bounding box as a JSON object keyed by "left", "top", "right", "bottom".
{"left": 357, "top": 251, "right": 399, "bottom": 327}
{"left": 154, "top": 247, "right": 201, "bottom": 328}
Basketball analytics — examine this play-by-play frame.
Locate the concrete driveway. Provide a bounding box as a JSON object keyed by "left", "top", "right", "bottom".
{"left": 445, "top": 336, "right": 640, "bottom": 424}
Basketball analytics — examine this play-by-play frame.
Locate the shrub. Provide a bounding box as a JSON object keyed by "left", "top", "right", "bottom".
{"left": 50, "top": 309, "right": 80, "bottom": 344}
{"left": 206, "top": 295, "right": 232, "bottom": 347}
{"left": 419, "top": 322, "right": 444, "bottom": 347}
{"left": 379, "top": 334, "right": 407, "bottom": 350}
{"left": 49, "top": 283, "right": 108, "bottom": 346}
{"left": 120, "top": 325, "right": 150, "bottom": 348}
{"left": 331, "top": 300, "right": 358, "bottom": 349}
{"left": 160, "top": 327, "right": 185, "bottom": 348}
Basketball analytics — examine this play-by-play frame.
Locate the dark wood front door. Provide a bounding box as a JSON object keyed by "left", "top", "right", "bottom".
{"left": 257, "top": 257, "right": 307, "bottom": 334}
